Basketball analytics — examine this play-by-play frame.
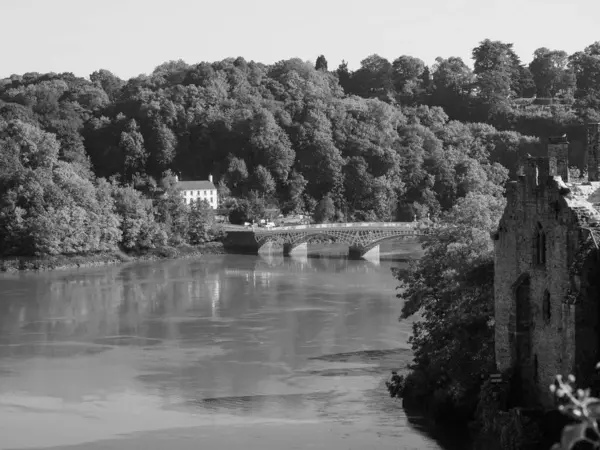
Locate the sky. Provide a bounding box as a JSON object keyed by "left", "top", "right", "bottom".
{"left": 0, "top": 0, "right": 598, "bottom": 81}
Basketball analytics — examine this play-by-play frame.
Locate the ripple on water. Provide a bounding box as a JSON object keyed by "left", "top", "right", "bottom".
{"left": 308, "top": 348, "right": 412, "bottom": 364}
{"left": 93, "top": 336, "right": 164, "bottom": 347}
{"left": 0, "top": 342, "right": 113, "bottom": 359}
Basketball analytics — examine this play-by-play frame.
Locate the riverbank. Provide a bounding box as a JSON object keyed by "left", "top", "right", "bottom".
{"left": 0, "top": 241, "right": 227, "bottom": 273}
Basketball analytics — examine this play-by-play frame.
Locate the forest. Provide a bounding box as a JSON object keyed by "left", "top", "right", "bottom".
{"left": 2, "top": 39, "right": 600, "bottom": 256}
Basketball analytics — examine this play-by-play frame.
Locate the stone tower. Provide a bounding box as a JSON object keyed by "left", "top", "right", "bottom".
{"left": 587, "top": 122, "right": 600, "bottom": 181}
{"left": 548, "top": 135, "right": 569, "bottom": 182}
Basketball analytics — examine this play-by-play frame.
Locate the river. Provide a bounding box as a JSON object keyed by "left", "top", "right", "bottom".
{"left": 0, "top": 242, "right": 464, "bottom": 450}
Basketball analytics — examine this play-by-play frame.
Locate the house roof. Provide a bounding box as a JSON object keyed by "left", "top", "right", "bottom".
{"left": 177, "top": 180, "right": 216, "bottom": 190}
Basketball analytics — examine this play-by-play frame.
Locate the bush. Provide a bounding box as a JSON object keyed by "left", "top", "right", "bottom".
{"left": 395, "top": 193, "right": 504, "bottom": 423}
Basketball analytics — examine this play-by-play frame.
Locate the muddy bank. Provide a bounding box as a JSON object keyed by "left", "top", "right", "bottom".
{"left": 0, "top": 241, "right": 226, "bottom": 273}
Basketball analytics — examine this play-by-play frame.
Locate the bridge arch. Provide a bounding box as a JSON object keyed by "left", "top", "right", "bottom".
{"left": 224, "top": 222, "right": 430, "bottom": 261}
{"left": 254, "top": 224, "right": 428, "bottom": 259}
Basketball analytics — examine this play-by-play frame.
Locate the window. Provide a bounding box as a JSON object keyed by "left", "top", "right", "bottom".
{"left": 534, "top": 354, "right": 539, "bottom": 383}
{"left": 534, "top": 223, "right": 546, "bottom": 265}
{"left": 543, "top": 290, "right": 551, "bottom": 323}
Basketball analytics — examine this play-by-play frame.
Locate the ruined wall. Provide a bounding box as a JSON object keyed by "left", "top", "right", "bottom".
{"left": 573, "top": 230, "right": 600, "bottom": 389}
{"left": 587, "top": 123, "right": 600, "bottom": 181}
{"left": 495, "top": 123, "right": 600, "bottom": 407}
{"left": 494, "top": 160, "right": 580, "bottom": 407}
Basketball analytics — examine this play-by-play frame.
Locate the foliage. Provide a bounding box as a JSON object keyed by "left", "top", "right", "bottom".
{"left": 2, "top": 39, "right": 600, "bottom": 256}
{"left": 0, "top": 120, "right": 122, "bottom": 255}
{"left": 551, "top": 370, "right": 600, "bottom": 450}
{"left": 395, "top": 192, "right": 506, "bottom": 420}
{"left": 188, "top": 199, "right": 216, "bottom": 244}
{"left": 227, "top": 193, "right": 266, "bottom": 225}
{"left": 529, "top": 48, "right": 576, "bottom": 98}
{"left": 473, "top": 376, "right": 543, "bottom": 450}
{"left": 153, "top": 171, "right": 189, "bottom": 245}
{"left": 110, "top": 182, "right": 166, "bottom": 250}
{"left": 313, "top": 194, "right": 335, "bottom": 223}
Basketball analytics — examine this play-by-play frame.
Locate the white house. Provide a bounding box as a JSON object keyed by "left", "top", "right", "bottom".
{"left": 175, "top": 174, "right": 218, "bottom": 209}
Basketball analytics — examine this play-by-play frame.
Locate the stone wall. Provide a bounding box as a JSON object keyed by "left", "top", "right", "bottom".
{"left": 494, "top": 163, "right": 582, "bottom": 407}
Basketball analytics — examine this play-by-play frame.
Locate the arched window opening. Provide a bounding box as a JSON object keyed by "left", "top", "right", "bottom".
{"left": 534, "top": 223, "right": 546, "bottom": 266}
{"left": 543, "top": 290, "right": 551, "bottom": 323}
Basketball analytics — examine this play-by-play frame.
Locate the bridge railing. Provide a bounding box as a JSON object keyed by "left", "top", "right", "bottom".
{"left": 253, "top": 222, "right": 427, "bottom": 232}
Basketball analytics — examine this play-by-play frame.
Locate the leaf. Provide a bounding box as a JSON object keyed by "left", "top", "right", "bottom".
{"left": 586, "top": 400, "right": 600, "bottom": 417}
{"left": 561, "top": 423, "right": 591, "bottom": 450}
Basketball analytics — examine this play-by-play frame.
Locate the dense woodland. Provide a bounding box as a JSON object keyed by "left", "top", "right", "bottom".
{"left": 2, "top": 39, "right": 600, "bottom": 435}
{"left": 3, "top": 39, "right": 600, "bottom": 256}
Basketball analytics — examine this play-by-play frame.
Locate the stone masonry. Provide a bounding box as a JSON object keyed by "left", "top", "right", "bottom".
{"left": 494, "top": 123, "right": 600, "bottom": 407}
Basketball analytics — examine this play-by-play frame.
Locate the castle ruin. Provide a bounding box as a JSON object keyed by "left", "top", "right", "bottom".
{"left": 494, "top": 123, "right": 600, "bottom": 407}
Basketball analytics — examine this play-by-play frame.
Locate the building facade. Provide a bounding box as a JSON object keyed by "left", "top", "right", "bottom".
{"left": 175, "top": 174, "right": 218, "bottom": 209}
{"left": 494, "top": 123, "right": 600, "bottom": 407}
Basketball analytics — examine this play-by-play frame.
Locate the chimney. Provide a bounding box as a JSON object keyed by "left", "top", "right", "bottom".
{"left": 548, "top": 134, "right": 569, "bottom": 182}
{"left": 587, "top": 122, "right": 600, "bottom": 181}
{"left": 209, "top": 174, "right": 213, "bottom": 183}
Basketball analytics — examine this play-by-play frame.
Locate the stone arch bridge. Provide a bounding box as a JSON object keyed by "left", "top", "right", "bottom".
{"left": 223, "top": 222, "right": 430, "bottom": 260}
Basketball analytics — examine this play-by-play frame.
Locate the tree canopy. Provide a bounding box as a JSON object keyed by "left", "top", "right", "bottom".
{"left": 2, "top": 38, "right": 600, "bottom": 256}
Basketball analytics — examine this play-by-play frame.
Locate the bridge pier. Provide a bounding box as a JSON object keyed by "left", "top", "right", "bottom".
{"left": 348, "top": 244, "right": 380, "bottom": 261}
{"left": 283, "top": 242, "right": 308, "bottom": 256}
{"left": 224, "top": 222, "right": 428, "bottom": 258}
{"left": 258, "top": 240, "right": 277, "bottom": 254}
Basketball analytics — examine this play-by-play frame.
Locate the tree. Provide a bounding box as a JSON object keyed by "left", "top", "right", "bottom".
{"left": 226, "top": 155, "right": 249, "bottom": 193}
{"left": 111, "top": 183, "right": 166, "bottom": 250}
{"left": 313, "top": 195, "right": 335, "bottom": 223}
{"left": 315, "top": 55, "right": 328, "bottom": 72}
{"left": 336, "top": 60, "right": 352, "bottom": 92}
{"left": 154, "top": 171, "right": 189, "bottom": 245}
{"left": 396, "top": 192, "right": 505, "bottom": 418}
{"left": 472, "top": 40, "right": 517, "bottom": 75}
{"left": 90, "top": 69, "right": 124, "bottom": 101}
{"left": 431, "top": 57, "right": 474, "bottom": 119}
{"left": 350, "top": 54, "right": 394, "bottom": 100}
{"left": 119, "top": 119, "right": 147, "bottom": 178}
{"left": 248, "top": 109, "right": 295, "bottom": 182}
{"left": 283, "top": 170, "right": 308, "bottom": 214}
{"left": 476, "top": 70, "right": 512, "bottom": 106}
{"left": 472, "top": 39, "right": 535, "bottom": 98}
{"left": 188, "top": 199, "right": 215, "bottom": 244}
{"left": 0, "top": 119, "right": 59, "bottom": 172}
{"left": 529, "top": 48, "right": 576, "bottom": 98}
{"left": 251, "top": 165, "right": 276, "bottom": 197}
{"left": 246, "top": 191, "right": 266, "bottom": 221}
{"left": 227, "top": 193, "right": 266, "bottom": 225}
{"left": 0, "top": 120, "right": 123, "bottom": 256}
{"left": 569, "top": 42, "right": 600, "bottom": 101}
{"left": 228, "top": 199, "right": 251, "bottom": 225}
{"left": 0, "top": 48, "right": 562, "bottom": 258}
{"left": 150, "top": 121, "right": 177, "bottom": 169}
{"left": 391, "top": 55, "right": 426, "bottom": 104}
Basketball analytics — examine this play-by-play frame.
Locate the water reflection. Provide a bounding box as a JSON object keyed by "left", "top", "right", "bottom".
{"left": 0, "top": 242, "right": 452, "bottom": 450}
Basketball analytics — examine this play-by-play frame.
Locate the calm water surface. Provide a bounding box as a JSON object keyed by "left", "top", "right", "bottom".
{"left": 0, "top": 242, "right": 460, "bottom": 450}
